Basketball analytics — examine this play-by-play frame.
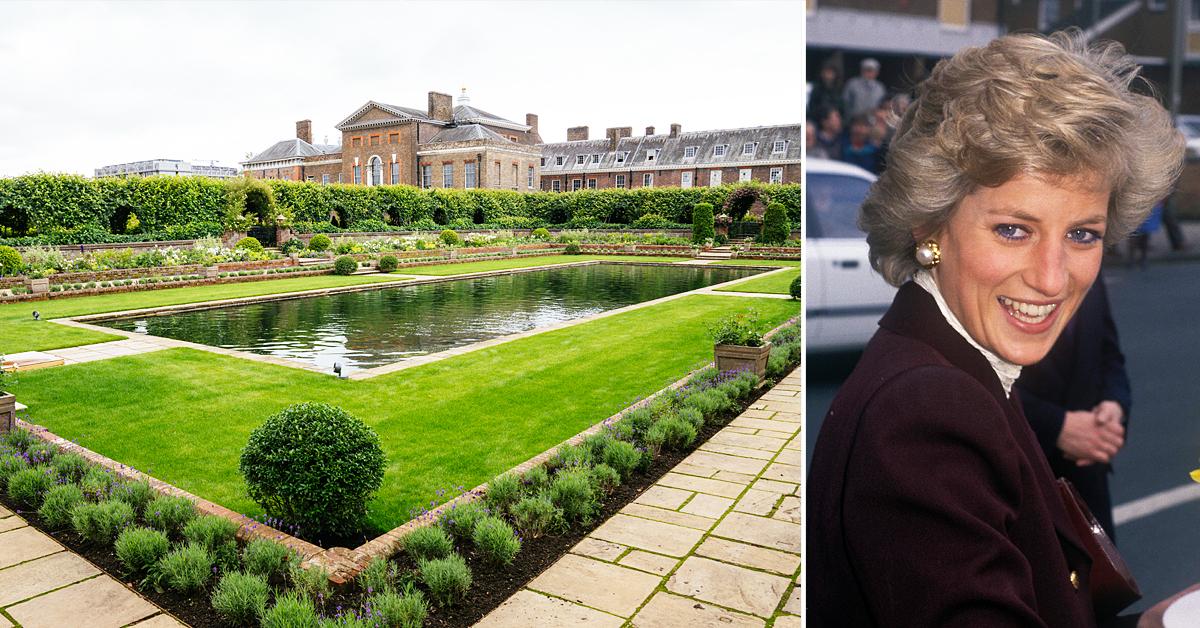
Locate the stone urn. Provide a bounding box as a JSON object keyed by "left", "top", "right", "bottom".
{"left": 26, "top": 278, "right": 49, "bottom": 294}
{"left": 714, "top": 342, "right": 772, "bottom": 379}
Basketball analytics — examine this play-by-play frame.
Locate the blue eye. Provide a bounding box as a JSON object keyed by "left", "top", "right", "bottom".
{"left": 1067, "top": 228, "right": 1103, "bottom": 245}
{"left": 995, "top": 224, "right": 1029, "bottom": 240}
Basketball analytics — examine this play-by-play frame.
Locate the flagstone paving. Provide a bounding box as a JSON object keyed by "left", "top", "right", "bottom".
{"left": 0, "top": 505, "right": 182, "bottom": 628}
{"left": 476, "top": 367, "right": 803, "bottom": 627}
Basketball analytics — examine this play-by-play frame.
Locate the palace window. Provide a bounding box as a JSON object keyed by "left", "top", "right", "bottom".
{"left": 528, "top": 166, "right": 534, "bottom": 188}
{"left": 353, "top": 165, "right": 362, "bottom": 185}
{"left": 681, "top": 171, "right": 693, "bottom": 188}
{"left": 576, "top": 155, "right": 587, "bottom": 166}
{"left": 555, "top": 156, "right": 565, "bottom": 166}
{"left": 322, "top": 174, "right": 330, "bottom": 185}
{"left": 443, "top": 163, "right": 454, "bottom": 187}
{"left": 352, "top": 137, "right": 362, "bottom": 148}
{"left": 739, "top": 168, "right": 752, "bottom": 182}
{"left": 369, "top": 156, "right": 383, "bottom": 186}
{"left": 643, "top": 173, "right": 653, "bottom": 187}
{"left": 615, "top": 151, "right": 629, "bottom": 165}
{"left": 713, "top": 144, "right": 727, "bottom": 157}
{"left": 772, "top": 140, "right": 787, "bottom": 154}
{"left": 370, "top": 135, "right": 380, "bottom": 146}
{"left": 540, "top": 157, "right": 547, "bottom": 167}
{"left": 389, "top": 133, "right": 399, "bottom": 144}
{"left": 421, "top": 165, "right": 432, "bottom": 188}
{"left": 684, "top": 146, "right": 697, "bottom": 158}
{"left": 770, "top": 167, "right": 783, "bottom": 184}
{"left": 588, "top": 178, "right": 597, "bottom": 189}
{"left": 513, "top": 164, "right": 518, "bottom": 188}
{"left": 552, "top": 180, "right": 561, "bottom": 192}
{"left": 391, "top": 161, "right": 400, "bottom": 185}
{"left": 591, "top": 153, "right": 604, "bottom": 164}
{"left": 572, "top": 179, "right": 582, "bottom": 191}
{"left": 465, "top": 162, "right": 477, "bottom": 188}
{"left": 645, "top": 149, "right": 659, "bottom": 163}
{"left": 742, "top": 142, "right": 756, "bottom": 156}
{"left": 615, "top": 174, "right": 626, "bottom": 188}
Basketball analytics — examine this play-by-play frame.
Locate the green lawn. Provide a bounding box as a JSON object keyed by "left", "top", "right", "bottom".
{"left": 396, "top": 254, "right": 689, "bottom": 276}
{"left": 710, "top": 258, "right": 801, "bottom": 267}
{"left": 715, "top": 268, "right": 801, "bottom": 295}
{"left": 9, "top": 294, "right": 798, "bottom": 532}
{"left": 0, "top": 274, "right": 409, "bottom": 354}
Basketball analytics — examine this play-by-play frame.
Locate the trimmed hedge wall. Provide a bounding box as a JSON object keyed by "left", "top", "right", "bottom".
{"left": 0, "top": 174, "right": 800, "bottom": 244}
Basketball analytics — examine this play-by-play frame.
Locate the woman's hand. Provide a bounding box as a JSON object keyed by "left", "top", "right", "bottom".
{"left": 1058, "top": 409, "right": 1125, "bottom": 465}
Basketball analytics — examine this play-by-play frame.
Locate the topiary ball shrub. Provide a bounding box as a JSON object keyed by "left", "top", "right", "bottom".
{"left": 235, "top": 237, "right": 264, "bottom": 253}
{"left": 531, "top": 227, "right": 551, "bottom": 240}
{"left": 761, "top": 202, "right": 791, "bottom": 245}
{"left": 439, "top": 229, "right": 462, "bottom": 247}
{"left": 563, "top": 242, "right": 582, "bottom": 255}
{"left": 692, "top": 202, "right": 716, "bottom": 244}
{"left": 0, "top": 245, "right": 23, "bottom": 276}
{"left": 307, "top": 233, "right": 332, "bottom": 252}
{"left": 789, "top": 272, "right": 801, "bottom": 300}
{"left": 333, "top": 255, "right": 358, "bottom": 275}
{"left": 239, "top": 402, "right": 386, "bottom": 539}
{"left": 377, "top": 255, "right": 399, "bottom": 273}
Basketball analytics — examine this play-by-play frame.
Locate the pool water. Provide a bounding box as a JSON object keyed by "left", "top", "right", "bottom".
{"left": 101, "top": 263, "right": 762, "bottom": 373}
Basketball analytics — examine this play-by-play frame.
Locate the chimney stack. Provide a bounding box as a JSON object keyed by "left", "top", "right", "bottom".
{"left": 669, "top": 123, "right": 681, "bottom": 138}
{"left": 526, "top": 113, "right": 539, "bottom": 135}
{"left": 606, "top": 127, "right": 633, "bottom": 151}
{"left": 567, "top": 126, "right": 589, "bottom": 141}
{"left": 296, "top": 120, "right": 312, "bottom": 144}
{"left": 645, "top": 126, "right": 655, "bottom": 136}
{"left": 428, "top": 91, "right": 453, "bottom": 122}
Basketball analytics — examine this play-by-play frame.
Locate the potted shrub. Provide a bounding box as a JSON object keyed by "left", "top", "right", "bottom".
{"left": 0, "top": 356, "right": 15, "bottom": 432}
{"left": 708, "top": 310, "right": 771, "bottom": 379}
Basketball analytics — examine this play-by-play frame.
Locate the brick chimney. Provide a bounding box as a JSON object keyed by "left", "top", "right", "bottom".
{"left": 296, "top": 120, "right": 312, "bottom": 144}
{"left": 526, "top": 113, "right": 539, "bottom": 135}
{"left": 606, "top": 127, "right": 633, "bottom": 151}
{"left": 669, "top": 123, "right": 681, "bottom": 138}
{"left": 428, "top": 91, "right": 453, "bottom": 122}
{"left": 567, "top": 126, "right": 589, "bottom": 141}
{"left": 645, "top": 126, "right": 655, "bottom": 136}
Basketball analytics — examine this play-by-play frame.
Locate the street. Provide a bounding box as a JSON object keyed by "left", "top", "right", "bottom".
{"left": 806, "top": 260, "right": 1200, "bottom": 613}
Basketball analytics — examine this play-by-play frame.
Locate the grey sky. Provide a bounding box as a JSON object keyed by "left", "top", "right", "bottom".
{"left": 0, "top": 0, "right": 803, "bottom": 178}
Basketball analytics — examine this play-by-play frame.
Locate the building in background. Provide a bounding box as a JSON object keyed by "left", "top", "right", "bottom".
{"left": 95, "top": 159, "right": 239, "bottom": 179}
{"left": 538, "top": 124, "right": 801, "bottom": 192}
{"left": 242, "top": 90, "right": 543, "bottom": 191}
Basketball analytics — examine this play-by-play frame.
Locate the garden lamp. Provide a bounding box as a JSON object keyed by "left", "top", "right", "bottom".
{"left": 32, "top": 311, "right": 39, "bottom": 320}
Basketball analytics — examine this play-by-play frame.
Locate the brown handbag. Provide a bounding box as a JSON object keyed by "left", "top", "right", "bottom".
{"left": 1057, "top": 478, "right": 1142, "bottom": 617}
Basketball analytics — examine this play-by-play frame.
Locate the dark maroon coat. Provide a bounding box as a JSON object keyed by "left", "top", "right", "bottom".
{"left": 807, "top": 282, "right": 1097, "bottom": 627}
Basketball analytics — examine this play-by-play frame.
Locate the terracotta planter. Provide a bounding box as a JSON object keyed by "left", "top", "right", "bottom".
{"left": 714, "top": 342, "right": 772, "bottom": 379}
{"left": 26, "top": 278, "right": 49, "bottom": 294}
{"left": 0, "top": 392, "right": 14, "bottom": 433}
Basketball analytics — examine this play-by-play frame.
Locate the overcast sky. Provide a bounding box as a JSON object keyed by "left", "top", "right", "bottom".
{"left": 0, "top": 0, "right": 803, "bottom": 178}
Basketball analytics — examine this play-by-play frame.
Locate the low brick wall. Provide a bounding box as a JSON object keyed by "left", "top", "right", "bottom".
{"left": 0, "top": 259, "right": 298, "bottom": 289}
{"left": 0, "top": 267, "right": 332, "bottom": 304}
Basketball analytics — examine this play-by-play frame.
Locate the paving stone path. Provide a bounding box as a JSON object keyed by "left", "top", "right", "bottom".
{"left": 476, "top": 367, "right": 802, "bottom": 628}
{"left": 0, "top": 505, "right": 182, "bottom": 628}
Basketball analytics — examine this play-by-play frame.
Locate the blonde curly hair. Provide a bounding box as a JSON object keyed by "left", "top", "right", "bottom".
{"left": 861, "top": 29, "right": 1184, "bottom": 286}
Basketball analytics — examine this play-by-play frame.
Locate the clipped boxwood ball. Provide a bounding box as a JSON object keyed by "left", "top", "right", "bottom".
{"left": 239, "top": 403, "right": 386, "bottom": 538}
{"left": 377, "top": 255, "right": 399, "bottom": 273}
{"left": 333, "top": 255, "right": 358, "bottom": 275}
{"left": 308, "top": 234, "right": 332, "bottom": 252}
{"left": 235, "top": 237, "right": 264, "bottom": 253}
{"left": 789, "top": 273, "right": 801, "bottom": 300}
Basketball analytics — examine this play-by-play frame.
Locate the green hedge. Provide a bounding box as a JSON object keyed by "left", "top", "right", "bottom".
{"left": 0, "top": 174, "right": 800, "bottom": 243}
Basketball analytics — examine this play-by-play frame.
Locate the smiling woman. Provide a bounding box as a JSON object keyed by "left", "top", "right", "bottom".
{"left": 807, "top": 29, "right": 1184, "bottom": 627}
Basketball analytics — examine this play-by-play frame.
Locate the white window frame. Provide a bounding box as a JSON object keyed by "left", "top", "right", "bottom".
{"left": 391, "top": 161, "right": 400, "bottom": 185}
{"left": 540, "top": 157, "right": 547, "bottom": 167}
{"left": 354, "top": 165, "right": 362, "bottom": 185}
{"left": 591, "top": 153, "right": 603, "bottom": 164}
{"left": 421, "top": 165, "right": 432, "bottom": 188}
{"left": 527, "top": 166, "right": 534, "bottom": 189}
{"left": 772, "top": 140, "right": 787, "bottom": 154}
{"left": 643, "top": 173, "right": 653, "bottom": 187}
{"left": 615, "top": 173, "right": 626, "bottom": 188}
{"left": 587, "top": 178, "right": 597, "bottom": 189}
{"left": 576, "top": 155, "right": 587, "bottom": 166}
{"left": 683, "top": 146, "right": 697, "bottom": 158}
{"left": 555, "top": 156, "right": 565, "bottom": 166}
{"left": 645, "top": 149, "right": 659, "bottom": 163}
{"left": 572, "top": 179, "right": 582, "bottom": 191}
{"left": 322, "top": 174, "right": 330, "bottom": 185}
{"left": 739, "top": 168, "right": 752, "bottom": 182}
{"left": 680, "top": 171, "right": 693, "bottom": 188}
{"left": 769, "top": 167, "right": 783, "bottom": 184}
{"left": 615, "top": 151, "right": 629, "bottom": 165}
{"left": 442, "top": 163, "right": 454, "bottom": 188}
{"left": 710, "top": 169, "right": 722, "bottom": 186}
{"left": 742, "top": 142, "right": 756, "bottom": 156}
{"left": 464, "top": 162, "right": 477, "bottom": 189}
{"left": 713, "top": 144, "right": 727, "bottom": 157}
{"left": 552, "top": 179, "right": 562, "bottom": 192}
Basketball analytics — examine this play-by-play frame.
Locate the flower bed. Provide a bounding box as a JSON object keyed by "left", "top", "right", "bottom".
{"left": 0, "top": 259, "right": 300, "bottom": 290}
{"left": 0, "top": 265, "right": 334, "bottom": 304}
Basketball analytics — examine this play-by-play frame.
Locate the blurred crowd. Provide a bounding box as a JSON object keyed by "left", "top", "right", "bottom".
{"left": 806, "top": 57, "right": 910, "bottom": 174}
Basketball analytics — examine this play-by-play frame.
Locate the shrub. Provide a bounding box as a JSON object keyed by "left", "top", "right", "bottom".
{"left": 760, "top": 202, "right": 791, "bottom": 245}
{"left": 7, "top": 466, "right": 53, "bottom": 508}
{"left": 438, "top": 500, "right": 488, "bottom": 540}
{"left": 183, "top": 514, "right": 240, "bottom": 569}
{"left": 678, "top": 406, "right": 706, "bottom": 431}
{"left": 24, "top": 441, "right": 57, "bottom": 466}
{"left": 240, "top": 402, "right": 386, "bottom": 538}
{"left": 279, "top": 238, "right": 305, "bottom": 255}
{"left": 647, "top": 415, "right": 698, "bottom": 451}
{"left": 144, "top": 494, "right": 197, "bottom": 536}
{"left": 289, "top": 561, "right": 331, "bottom": 601}
{"left": 242, "top": 537, "right": 293, "bottom": 580}
{"left": 631, "top": 213, "right": 674, "bottom": 229}
{"left": 619, "top": 406, "right": 656, "bottom": 439}
{"left": 683, "top": 387, "right": 736, "bottom": 418}
{"left": 510, "top": 494, "right": 560, "bottom": 538}
{"left": 418, "top": 554, "right": 472, "bottom": 607}
{"left": 548, "top": 468, "right": 598, "bottom": 525}
{"left": 1, "top": 428, "right": 37, "bottom": 452}
{"left": 307, "top": 233, "right": 332, "bottom": 252}
{"left": 114, "top": 526, "right": 170, "bottom": 576}
{"left": 79, "top": 466, "right": 116, "bottom": 500}
{"left": 707, "top": 310, "right": 764, "bottom": 347}
{"left": 472, "top": 516, "right": 522, "bottom": 565}
{"left": 692, "top": 202, "right": 715, "bottom": 244}
{"left": 0, "top": 245, "right": 22, "bottom": 275}
{"left": 71, "top": 499, "right": 135, "bottom": 544}
{"left": 564, "top": 241, "right": 582, "bottom": 254}
{"left": 155, "top": 543, "right": 213, "bottom": 592}
{"left": 402, "top": 525, "right": 454, "bottom": 561}
{"left": 333, "top": 255, "right": 357, "bottom": 275}
{"left": 377, "top": 254, "right": 399, "bottom": 273}
{"left": 261, "top": 590, "right": 319, "bottom": 628}
{"left": 548, "top": 443, "right": 592, "bottom": 471}
{"left": 0, "top": 455, "right": 25, "bottom": 490}
{"left": 212, "top": 571, "right": 269, "bottom": 625}
{"left": 111, "top": 479, "right": 156, "bottom": 514}
{"left": 484, "top": 473, "right": 523, "bottom": 515}
{"left": 589, "top": 463, "right": 622, "bottom": 493}
{"left": 602, "top": 440, "right": 642, "bottom": 479}
{"left": 531, "top": 227, "right": 551, "bottom": 240}
{"left": 236, "top": 237, "right": 265, "bottom": 253}
{"left": 371, "top": 589, "right": 428, "bottom": 628}
{"left": 358, "top": 556, "right": 397, "bottom": 595}
{"left": 38, "top": 483, "right": 84, "bottom": 528}
{"left": 439, "top": 229, "right": 461, "bottom": 246}
{"left": 790, "top": 272, "right": 801, "bottom": 300}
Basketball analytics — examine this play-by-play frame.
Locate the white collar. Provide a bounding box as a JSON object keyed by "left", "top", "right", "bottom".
{"left": 913, "top": 270, "right": 1022, "bottom": 398}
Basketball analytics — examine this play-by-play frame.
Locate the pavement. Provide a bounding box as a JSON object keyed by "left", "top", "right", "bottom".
{"left": 475, "top": 367, "right": 802, "bottom": 628}
{"left": 0, "top": 504, "right": 183, "bottom": 628}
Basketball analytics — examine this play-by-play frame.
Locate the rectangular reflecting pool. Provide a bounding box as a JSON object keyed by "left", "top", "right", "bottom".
{"left": 99, "top": 263, "right": 764, "bottom": 373}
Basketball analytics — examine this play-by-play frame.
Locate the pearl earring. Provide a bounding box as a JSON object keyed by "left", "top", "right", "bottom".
{"left": 915, "top": 239, "right": 941, "bottom": 268}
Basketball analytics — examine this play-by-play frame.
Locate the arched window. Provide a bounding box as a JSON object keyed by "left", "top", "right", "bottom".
{"left": 369, "top": 156, "right": 383, "bottom": 186}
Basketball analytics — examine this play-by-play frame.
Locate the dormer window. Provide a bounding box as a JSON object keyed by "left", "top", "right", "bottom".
{"left": 772, "top": 140, "right": 787, "bottom": 154}
{"left": 684, "top": 146, "right": 697, "bottom": 158}
{"left": 645, "top": 149, "right": 659, "bottom": 163}
{"left": 591, "top": 153, "right": 603, "bottom": 164}
{"left": 615, "top": 151, "right": 630, "bottom": 165}
{"left": 742, "top": 142, "right": 757, "bottom": 156}
{"left": 576, "top": 155, "right": 587, "bottom": 166}
{"left": 555, "top": 156, "right": 565, "bottom": 166}
{"left": 713, "top": 144, "right": 728, "bottom": 157}
{"left": 540, "top": 157, "right": 547, "bottom": 167}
